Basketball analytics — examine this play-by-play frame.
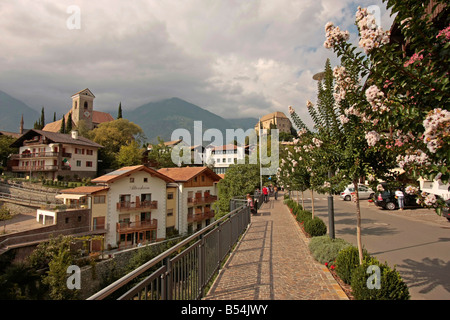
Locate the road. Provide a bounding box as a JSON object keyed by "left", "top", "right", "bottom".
{"left": 291, "top": 192, "right": 450, "bottom": 300}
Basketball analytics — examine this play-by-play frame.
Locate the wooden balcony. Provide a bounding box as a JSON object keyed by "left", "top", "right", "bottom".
{"left": 116, "top": 219, "right": 158, "bottom": 232}
{"left": 116, "top": 200, "right": 158, "bottom": 212}
{"left": 187, "top": 195, "right": 218, "bottom": 206}
{"left": 11, "top": 152, "right": 60, "bottom": 160}
{"left": 188, "top": 210, "right": 215, "bottom": 223}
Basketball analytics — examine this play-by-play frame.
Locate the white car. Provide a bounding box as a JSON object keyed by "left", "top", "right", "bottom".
{"left": 340, "top": 184, "right": 375, "bottom": 201}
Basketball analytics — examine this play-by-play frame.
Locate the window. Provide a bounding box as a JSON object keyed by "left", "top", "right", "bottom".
{"left": 86, "top": 149, "right": 93, "bottom": 155}
{"left": 86, "top": 161, "right": 93, "bottom": 167}
{"left": 143, "top": 178, "right": 148, "bottom": 183}
{"left": 167, "top": 209, "right": 173, "bottom": 216}
{"left": 217, "top": 158, "right": 220, "bottom": 163}
{"left": 76, "top": 160, "right": 81, "bottom": 167}
{"left": 78, "top": 216, "right": 82, "bottom": 222}
{"left": 84, "top": 101, "right": 88, "bottom": 109}
{"left": 94, "top": 195, "right": 105, "bottom": 204}
{"left": 65, "top": 217, "right": 69, "bottom": 223}
{"left": 167, "top": 192, "right": 174, "bottom": 200}
{"left": 130, "top": 177, "right": 134, "bottom": 183}
{"left": 141, "top": 193, "right": 152, "bottom": 202}
{"left": 201, "top": 175, "right": 205, "bottom": 182}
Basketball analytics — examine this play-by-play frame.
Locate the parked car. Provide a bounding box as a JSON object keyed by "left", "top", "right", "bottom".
{"left": 442, "top": 199, "right": 450, "bottom": 221}
{"left": 374, "top": 190, "right": 421, "bottom": 210}
{"left": 340, "top": 184, "right": 375, "bottom": 201}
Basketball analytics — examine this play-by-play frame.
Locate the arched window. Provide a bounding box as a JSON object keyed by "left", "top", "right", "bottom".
{"left": 74, "top": 101, "right": 77, "bottom": 109}
{"left": 84, "top": 101, "right": 88, "bottom": 109}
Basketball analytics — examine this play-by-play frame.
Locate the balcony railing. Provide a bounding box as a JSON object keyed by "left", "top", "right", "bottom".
{"left": 11, "top": 152, "right": 59, "bottom": 160}
{"left": 116, "top": 200, "right": 158, "bottom": 212}
{"left": 11, "top": 165, "right": 59, "bottom": 172}
{"left": 116, "top": 219, "right": 158, "bottom": 232}
{"left": 188, "top": 210, "right": 215, "bottom": 223}
{"left": 187, "top": 195, "right": 218, "bottom": 206}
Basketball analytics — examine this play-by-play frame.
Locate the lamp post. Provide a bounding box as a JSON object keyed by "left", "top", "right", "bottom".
{"left": 313, "top": 71, "right": 335, "bottom": 239}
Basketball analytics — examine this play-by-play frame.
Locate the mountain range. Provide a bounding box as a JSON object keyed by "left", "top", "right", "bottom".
{"left": 0, "top": 91, "right": 258, "bottom": 144}
{"left": 0, "top": 90, "right": 39, "bottom": 133}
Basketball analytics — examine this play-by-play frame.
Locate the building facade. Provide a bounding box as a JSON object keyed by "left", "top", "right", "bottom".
{"left": 157, "top": 166, "right": 221, "bottom": 234}
{"left": 254, "top": 111, "right": 292, "bottom": 134}
{"left": 43, "top": 88, "right": 114, "bottom": 132}
{"left": 9, "top": 129, "right": 102, "bottom": 180}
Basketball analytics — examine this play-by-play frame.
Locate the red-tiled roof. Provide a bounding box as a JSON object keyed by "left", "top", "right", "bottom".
{"left": 157, "top": 166, "right": 222, "bottom": 182}
{"left": 92, "top": 165, "right": 175, "bottom": 184}
{"left": 92, "top": 111, "right": 114, "bottom": 124}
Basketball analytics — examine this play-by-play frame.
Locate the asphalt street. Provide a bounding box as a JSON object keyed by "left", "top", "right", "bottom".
{"left": 292, "top": 192, "right": 450, "bottom": 300}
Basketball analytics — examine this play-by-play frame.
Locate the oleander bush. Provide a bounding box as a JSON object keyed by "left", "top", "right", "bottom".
{"left": 335, "top": 245, "right": 370, "bottom": 285}
{"left": 304, "top": 217, "right": 327, "bottom": 237}
{"left": 308, "top": 235, "right": 352, "bottom": 264}
{"left": 350, "top": 257, "right": 410, "bottom": 300}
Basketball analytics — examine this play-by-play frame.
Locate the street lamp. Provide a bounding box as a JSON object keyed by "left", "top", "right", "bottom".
{"left": 313, "top": 71, "right": 335, "bottom": 239}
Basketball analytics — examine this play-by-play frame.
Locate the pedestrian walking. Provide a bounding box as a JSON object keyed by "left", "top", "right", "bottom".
{"left": 274, "top": 185, "right": 278, "bottom": 200}
{"left": 263, "top": 186, "right": 269, "bottom": 203}
{"left": 395, "top": 188, "right": 405, "bottom": 210}
{"left": 246, "top": 194, "right": 255, "bottom": 214}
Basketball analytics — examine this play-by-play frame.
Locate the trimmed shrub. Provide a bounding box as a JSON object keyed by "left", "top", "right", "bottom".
{"left": 308, "top": 235, "right": 352, "bottom": 264}
{"left": 335, "top": 245, "right": 370, "bottom": 285}
{"left": 350, "top": 257, "right": 410, "bottom": 300}
{"left": 304, "top": 217, "right": 327, "bottom": 237}
{"left": 296, "top": 209, "right": 312, "bottom": 223}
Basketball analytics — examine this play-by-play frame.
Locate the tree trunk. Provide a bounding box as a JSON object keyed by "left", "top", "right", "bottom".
{"left": 301, "top": 190, "right": 304, "bottom": 209}
{"left": 311, "top": 189, "right": 315, "bottom": 219}
{"left": 353, "top": 180, "right": 363, "bottom": 265}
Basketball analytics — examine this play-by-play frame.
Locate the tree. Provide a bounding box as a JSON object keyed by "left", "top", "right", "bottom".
{"left": 214, "top": 164, "right": 260, "bottom": 218}
{"left": 145, "top": 137, "right": 178, "bottom": 169}
{"left": 324, "top": 2, "right": 449, "bottom": 210}
{"left": 60, "top": 116, "right": 66, "bottom": 133}
{"left": 117, "top": 102, "right": 123, "bottom": 119}
{"left": 88, "top": 118, "right": 146, "bottom": 170}
{"left": 0, "top": 206, "right": 12, "bottom": 233}
{"left": 66, "top": 113, "right": 73, "bottom": 133}
{"left": 40, "top": 107, "right": 45, "bottom": 129}
{"left": 116, "top": 140, "right": 144, "bottom": 167}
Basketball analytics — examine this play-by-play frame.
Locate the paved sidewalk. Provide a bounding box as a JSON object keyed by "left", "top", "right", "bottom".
{"left": 204, "top": 194, "right": 348, "bottom": 300}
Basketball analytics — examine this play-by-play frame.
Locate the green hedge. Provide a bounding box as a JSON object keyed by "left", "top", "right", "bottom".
{"left": 304, "top": 217, "right": 327, "bottom": 237}
{"left": 350, "top": 256, "right": 410, "bottom": 300}
{"left": 308, "top": 235, "right": 352, "bottom": 264}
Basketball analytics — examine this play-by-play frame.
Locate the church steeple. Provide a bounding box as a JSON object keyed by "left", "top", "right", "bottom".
{"left": 20, "top": 114, "right": 24, "bottom": 134}
{"left": 70, "top": 88, "right": 95, "bottom": 130}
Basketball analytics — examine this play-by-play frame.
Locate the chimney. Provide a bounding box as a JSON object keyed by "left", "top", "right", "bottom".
{"left": 71, "top": 130, "right": 79, "bottom": 139}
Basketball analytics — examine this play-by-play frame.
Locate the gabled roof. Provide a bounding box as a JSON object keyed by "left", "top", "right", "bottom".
{"left": 92, "top": 165, "right": 175, "bottom": 184}
{"left": 9, "top": 129, "right": 103, "bottom": 148}
{"left": 157, "top": 166, "right": 222, "bottom": 182}
{"left": 71, "top": 88, "right": 95, "bottom": 98}
{"left": 59, "top": 186, "right": 109, "bottom": 195}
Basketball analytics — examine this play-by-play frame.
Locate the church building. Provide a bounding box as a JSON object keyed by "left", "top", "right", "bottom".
{"left": 43, "top": 88, "right": 114, "bottom": 132}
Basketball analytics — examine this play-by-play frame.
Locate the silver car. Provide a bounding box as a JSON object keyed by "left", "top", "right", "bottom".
{"left": 340, "top": 184, "right": 375, "bottom": 201}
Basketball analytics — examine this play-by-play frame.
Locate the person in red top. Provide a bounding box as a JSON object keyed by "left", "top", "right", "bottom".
{"left": 262, "top": 186, "right": 269, "bottom": 203}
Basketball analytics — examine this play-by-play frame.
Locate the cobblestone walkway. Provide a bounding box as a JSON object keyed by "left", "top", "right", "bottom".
{"left": 204, "top": 195, "right": 348, "bottom": 300}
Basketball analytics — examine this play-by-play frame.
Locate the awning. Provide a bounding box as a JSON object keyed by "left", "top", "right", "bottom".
{"left": 55, "top": 194, "right": 86, "bottom": 200}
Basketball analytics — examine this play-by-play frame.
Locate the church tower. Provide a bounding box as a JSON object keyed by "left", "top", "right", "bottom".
{"left": 70, "top": 88, "right": 95, "bottom": 130}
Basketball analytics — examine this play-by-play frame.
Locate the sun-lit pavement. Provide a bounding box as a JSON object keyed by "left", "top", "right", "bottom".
{"left": 204, "top": 193, "right": 348, "bottom": 300}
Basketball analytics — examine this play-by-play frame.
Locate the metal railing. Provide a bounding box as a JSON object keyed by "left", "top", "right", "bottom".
{"left": 87, "top": 204, "right": 251, "bottom": 300}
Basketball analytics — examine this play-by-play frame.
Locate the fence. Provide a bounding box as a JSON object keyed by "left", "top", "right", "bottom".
{"left": 87, "top": 203, "right": 251, "bottom": 300}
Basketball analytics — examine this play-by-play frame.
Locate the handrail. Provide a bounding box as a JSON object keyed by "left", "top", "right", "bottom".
{"left": 87, "top": 204, "right": 246, "bottom": 300}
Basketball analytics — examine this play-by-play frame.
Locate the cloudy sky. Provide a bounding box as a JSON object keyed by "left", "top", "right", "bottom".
{"left": 0, "top": 0, "right": 395, "bottom": 128}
